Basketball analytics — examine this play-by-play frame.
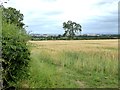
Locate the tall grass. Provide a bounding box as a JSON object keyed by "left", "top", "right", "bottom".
{"left": 22, "top": 40, "right": 118, "bottom": 88}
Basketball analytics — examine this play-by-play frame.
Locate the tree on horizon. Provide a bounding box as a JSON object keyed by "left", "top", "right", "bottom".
{"left": 63, "top": 20, "right": 82, "bottom": 39}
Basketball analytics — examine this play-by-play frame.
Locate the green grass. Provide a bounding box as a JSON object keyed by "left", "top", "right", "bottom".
{"left": 18, "top": 40, "right": 118, "bottom": 88}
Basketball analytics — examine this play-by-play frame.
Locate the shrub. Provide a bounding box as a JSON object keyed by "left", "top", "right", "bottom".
{"left": 2, "top": 22, "right": 30, "bottom": 89}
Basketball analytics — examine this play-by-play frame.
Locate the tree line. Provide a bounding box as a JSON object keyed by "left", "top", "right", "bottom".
{"left": 31, "top": 34, "right": 119, "bottom": 41}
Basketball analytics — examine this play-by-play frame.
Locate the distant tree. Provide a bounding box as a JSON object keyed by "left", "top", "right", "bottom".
{"left": 63, "top": 20, "right": 82, "bottom": 39}
{"left": 58, "top": 34, "right": 62, "bottom": 38}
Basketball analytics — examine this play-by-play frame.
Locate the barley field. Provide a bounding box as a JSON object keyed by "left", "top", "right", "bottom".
{"left": 21, "top": 39, "right": 118, "bottom": 88}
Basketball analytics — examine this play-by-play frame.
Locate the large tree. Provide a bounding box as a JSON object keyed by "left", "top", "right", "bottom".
{"left": 2, "top": 7, "right": 25, "bottom": 28}
{"left": 63, "top": 20, "right": 82, "bottom": 39}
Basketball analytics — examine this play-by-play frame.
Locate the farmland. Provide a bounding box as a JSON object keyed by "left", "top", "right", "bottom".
{"left": 19, "top": 39, "right": 118, "bottom": 88}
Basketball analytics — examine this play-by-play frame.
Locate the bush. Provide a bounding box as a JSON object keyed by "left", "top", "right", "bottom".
{"left": 2, "top": 22, "right": 30, "bottom": 89}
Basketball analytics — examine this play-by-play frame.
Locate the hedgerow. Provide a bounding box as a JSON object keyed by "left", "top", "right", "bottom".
{"left": 2, "top": 9, "right": 30, "bottom": 89}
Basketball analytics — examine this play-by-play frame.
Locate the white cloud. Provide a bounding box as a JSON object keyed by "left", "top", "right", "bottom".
{"left": 3, "top": 0, "right": 119, "bottom": 34}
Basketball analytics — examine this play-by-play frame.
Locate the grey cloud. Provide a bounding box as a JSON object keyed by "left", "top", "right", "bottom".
{"left": 27, "top": 24, "right": 63, "bottom": 34}
{"left": 26, "top": 16, "right": 62, "bottom": 33}
{"left": 43, "top": 11, "right": 63, "bottom": 16}
{"left": 25, "top": 0, "right": 118, "bottom": 34}
{"left": 27, "top": 17, "right": 59, "bottom": 26}
{"left": 82, "top": 23, "right": 117, "bottom": 34}
{"left": 95, "top": 14, "right": 117, "bottom": 23}
{"left": 82, "top": 18, "right": 117, "bottom": 34}
{"left": 41, "top": 0, "right": 57, "bottom": 2}
{"left": 96, "top": 2, "right": 110, "bottom": 6}
{"left": 81, "top": 10, "right": 118, "bottom": 34}
{"left": 95, "top": 0, "right": 118, "bottom": 6}
{"left": 86, "top": 8, "right": 117, "bottom": 23}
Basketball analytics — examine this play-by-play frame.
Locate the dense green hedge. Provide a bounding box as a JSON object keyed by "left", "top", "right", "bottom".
{"left": 2, "top": 22, "right": 30, "bottom": 89}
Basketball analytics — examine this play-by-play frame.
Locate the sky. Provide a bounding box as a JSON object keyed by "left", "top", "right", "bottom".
{"left": 3, "top": 0, "right": 119, "bottom": 34}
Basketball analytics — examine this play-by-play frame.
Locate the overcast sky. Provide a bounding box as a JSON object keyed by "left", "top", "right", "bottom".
{"left": 4, "top": 0, "right": 119, "bottom": 34}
